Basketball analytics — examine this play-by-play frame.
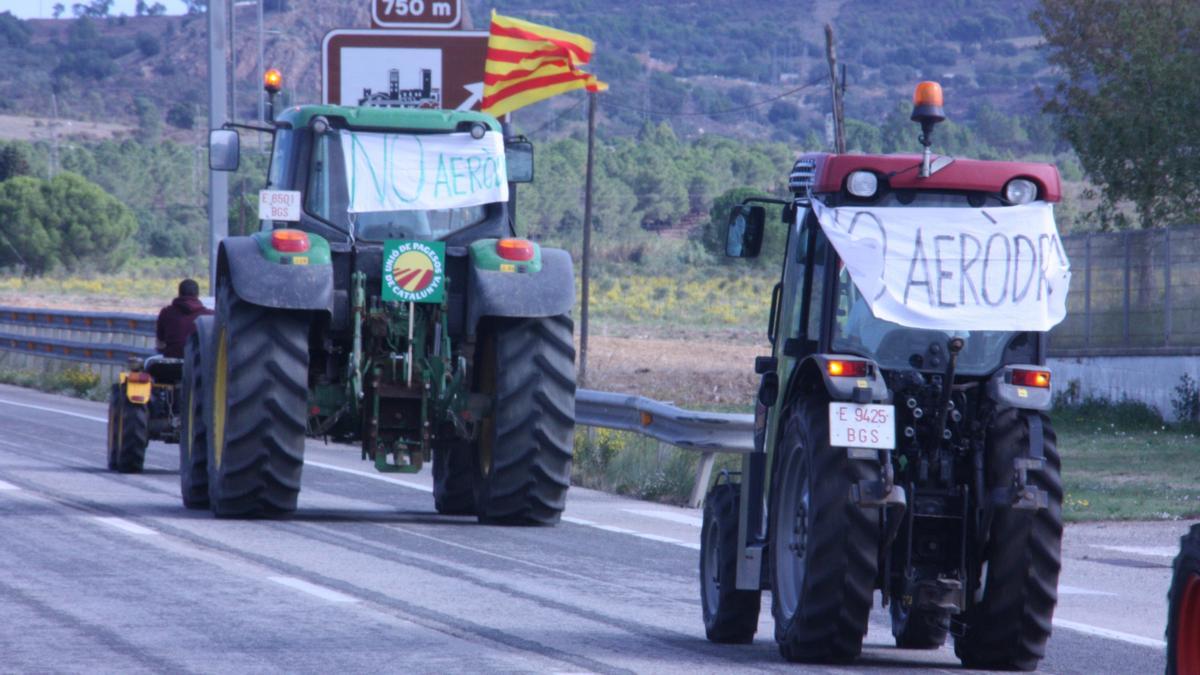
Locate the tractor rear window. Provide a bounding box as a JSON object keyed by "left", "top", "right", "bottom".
{"left": 305, "top": 129, "right": 502, "bottom": 241}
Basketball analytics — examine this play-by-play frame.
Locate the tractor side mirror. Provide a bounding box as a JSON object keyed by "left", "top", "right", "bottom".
{"left": 505, "top": 139, "right": 534, "bottom": 183}
{"left": 209, "top": 129, "right": 240, "bottom": 172}
{"left": 725, "top": 205, "right": 765, "bottom": 258}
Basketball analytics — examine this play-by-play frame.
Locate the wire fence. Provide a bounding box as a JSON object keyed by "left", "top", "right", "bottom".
{"left": 1049, "top": 225, "right": 1200, "bottom": 357}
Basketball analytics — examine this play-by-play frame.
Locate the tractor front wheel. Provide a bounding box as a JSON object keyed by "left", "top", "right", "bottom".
{"left": 770, "top": 398, "right": 879, "bottom": 663}
{"left": 473, "top": 315, "right": 575, "bottom": 526}
{"left": 108, "top": 382, "right": 149, "bottom": 473}
{"left": 179, "top": 321, "right": 211, "bottom": 509}
{"left": 206, "top": 280, "right": 310, "bottom": 518}
{"left": 432, "top": 440, "right": 477, "bottom": 515}
{"left": 701, "top": 481, "right": 762, "bottom": 643}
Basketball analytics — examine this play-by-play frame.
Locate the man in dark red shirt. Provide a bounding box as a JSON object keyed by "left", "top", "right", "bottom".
{"left": 155, "top": 279, "right": 213, "bottom": 359}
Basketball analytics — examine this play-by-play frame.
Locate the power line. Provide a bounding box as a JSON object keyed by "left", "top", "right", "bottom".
{"left": 598, "top": 78, "right": 824, "bottom": 118}
{"left": 523, "top": 95, "right": 589, "bottom": 137}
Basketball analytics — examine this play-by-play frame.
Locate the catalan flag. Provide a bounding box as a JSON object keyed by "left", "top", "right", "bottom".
{"left": 482, "top": 11, "right": 607, "bottom": 118}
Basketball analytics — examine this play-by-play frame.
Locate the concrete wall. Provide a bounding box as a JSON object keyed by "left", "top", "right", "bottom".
{"left": 1048, "top": 355, "right": 1200, "bottom": 421}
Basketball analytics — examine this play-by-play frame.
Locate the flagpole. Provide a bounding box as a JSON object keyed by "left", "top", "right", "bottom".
{"left": 579, "top": 91, "right": 596, "bottom": 388}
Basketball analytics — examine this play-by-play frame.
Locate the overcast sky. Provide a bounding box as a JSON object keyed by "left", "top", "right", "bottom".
{"left": 0, "top": 0, "right": 189, "bottom": 18}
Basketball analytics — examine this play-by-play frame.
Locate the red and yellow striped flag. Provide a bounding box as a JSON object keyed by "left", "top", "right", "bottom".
{"left": 482, "top": 11, "right": 607, "bottom": 118}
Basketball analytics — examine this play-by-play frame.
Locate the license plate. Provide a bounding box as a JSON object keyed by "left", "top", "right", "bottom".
{"left": 828, "top": 403, "right": 895, "bottom": 449}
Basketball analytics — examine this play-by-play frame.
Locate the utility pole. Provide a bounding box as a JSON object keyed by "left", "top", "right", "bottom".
{"left": 209, "top": 0, "right": 229, "bottom": 291}
{"left": 579, "top": 92, "right": 597, "bottom": 388}
{"left": 824, "top": 23, "right": 845, "bottom": 154}
{"left": 257, "top": 0, "right": 265, "bottom": 129}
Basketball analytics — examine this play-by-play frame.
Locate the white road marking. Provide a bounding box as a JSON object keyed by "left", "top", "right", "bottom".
{"left": 1058, "top": 584, "right": 1118, "bottom": 597}
{"left": 93, "top": 517, "right": 157, "bottom": 536}
{"left": 1053, "top": 618, "right": 1167, "bottom": 648}
{"left": 1093, "top": 544, "right": 1179, "bottom": 558}
{"left": 268, "top": 576, "right": 357, "bottom": 604}
{"left": 304, "top": 460, "right": 433, "bottom": 493}
{"left": 0, "top": 479, "right": 19, "bottom": 491}
{"left": 563, "top": 517, "right": 700, "bottom": 550}
{"left": 0, "top": 398, "right": 106, "bottom": 423}
{"left": 622, "top": 508, "right": 703, "bottom": 527}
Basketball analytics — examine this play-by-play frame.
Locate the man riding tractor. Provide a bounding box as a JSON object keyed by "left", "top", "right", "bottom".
{"left": 106, "top": 280, "right": 211, "bottom": 472}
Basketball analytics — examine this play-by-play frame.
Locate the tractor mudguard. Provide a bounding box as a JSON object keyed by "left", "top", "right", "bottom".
{"left": 466, "top": 246, "right": 574, "bottom": 336}
{"left": 218, "top": 237, "right": 333, "bottom": 313}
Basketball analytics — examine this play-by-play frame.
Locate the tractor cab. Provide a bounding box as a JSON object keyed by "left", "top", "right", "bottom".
{"left": 704, "top": 82, "right": 1071, "bottom": 671}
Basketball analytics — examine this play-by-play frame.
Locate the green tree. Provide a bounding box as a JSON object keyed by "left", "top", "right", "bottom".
{"left": 1034, "top": 0, "right": 1200, "bottom": 227}
{"left": 0, "top": 144, "right": 31, "bottom": 182}
{"left": 0, "top": 11, "right": 31, "bottom": 48}
{"left": 0, "top": 177, "right": 58, "bottom": 274}
{"left": 45, "top": 172, "right": 137, "bottom": 271}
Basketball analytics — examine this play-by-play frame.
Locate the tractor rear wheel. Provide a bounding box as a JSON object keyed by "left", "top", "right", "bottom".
{"left": 179, "top": 322, "right": 211, "bottom": 509}
{"left": 433, "top": 440, "right": 476, "bottom": 515}
{"left": 890, "top": 594, "right": 948, "bottom": 649}
{"left": 701, "top": 481, "right": 761, "bottom": 643}
{"left": 473, "top": 315, "right": 575, "bottom": 526}
{"left": 955, "top": 409, "right": 1062, "bottom": 671}
{"left": 206, "top": 280, "right": 309, "bottom": 518}
{"left": 1167, "top": 523, "right": 1200, "bottom": 674}
{"left": 770, "top": 398, "right": 879, "bottom": 663}
{"left": 108, "top": 382, "right": 149, "bottom": 473}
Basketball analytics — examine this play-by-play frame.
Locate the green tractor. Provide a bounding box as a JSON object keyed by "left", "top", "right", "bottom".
{"left": 700, "top": 82, "right": 1069, "bottom": 670}
{"left": 186, "top": 102, "right": 575, "bottom": 525}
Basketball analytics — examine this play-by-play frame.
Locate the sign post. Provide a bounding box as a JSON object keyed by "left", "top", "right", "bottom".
{"left": 323, "top": 30, "right": 489, "bottom": 112}
{"left": 370, "top": 0, "right": 462, "bottom": 29}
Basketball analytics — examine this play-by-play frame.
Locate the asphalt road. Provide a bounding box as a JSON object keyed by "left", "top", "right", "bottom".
{"left": 0, "top": 383, "right": 1180, "bottom": 674}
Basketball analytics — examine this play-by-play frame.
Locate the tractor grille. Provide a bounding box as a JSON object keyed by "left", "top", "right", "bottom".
{"left": 789, "top": 159, "right": 816, "bottom": 203}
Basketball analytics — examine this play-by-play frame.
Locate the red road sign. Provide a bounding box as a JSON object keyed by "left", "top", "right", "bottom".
{"left": 322, "top": 30, "right": 489, "bottom": 112}
{"left": 370, "top": 0, "right": 462, "bottom": 29}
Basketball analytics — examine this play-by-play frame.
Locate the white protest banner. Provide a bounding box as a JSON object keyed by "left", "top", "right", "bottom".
{"left": 813, "top": 201, "right": 1071, "bottom": 331}
{"left": 342, "top": 130, "right": 509, "bottom": 212}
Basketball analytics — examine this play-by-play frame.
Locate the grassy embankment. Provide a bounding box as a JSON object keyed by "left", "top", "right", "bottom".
{"left": 2, "top": 270, "right": 1198, "bottom": 521}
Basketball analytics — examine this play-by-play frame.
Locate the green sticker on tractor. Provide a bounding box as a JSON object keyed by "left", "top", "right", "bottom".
{"left": 382, "top": 240, "right": 446, "bottom": 303}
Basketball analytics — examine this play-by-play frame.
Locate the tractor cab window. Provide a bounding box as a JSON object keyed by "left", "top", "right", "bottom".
{"left": 304, "top": 128, "right": 498, "bottom": 242}
{"left": 831, "top": 258, "right": 1014, "bottom": 376}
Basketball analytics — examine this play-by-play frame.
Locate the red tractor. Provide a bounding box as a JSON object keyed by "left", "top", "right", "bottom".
{"left": 701, "top": 82, "right": 1069, "bottom": 671}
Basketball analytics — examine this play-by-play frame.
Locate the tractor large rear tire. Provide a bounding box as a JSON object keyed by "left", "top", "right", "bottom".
{"left": 473, "top": 315, "right": 575, "bottom": 526}
{"left": 770, "top": 398, "right": 879, "bottom": 663}
{"left": 1167, "top": 523, "right": 1200, "bottom": 674}
{"left": 701, "top": 481, "right": 762, "bottom": 643}
{"left": 433, "top": 441, "right": 476, "bottom": 515}
{"left": 206, "top": 281, "right": 309, "bottom": 518}
{"left": 179, "top": 321, "right": 211, "bottom": 509}
{"left": 955, "top": 409, "right": 1062, "bottom": 672}
{"left": 108, "top": 382, "right": 149, "bottom": 474}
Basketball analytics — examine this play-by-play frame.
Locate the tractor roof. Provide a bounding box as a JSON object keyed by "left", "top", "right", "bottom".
{"left": 793, "top": 152, "right": 1062, "bottom": 203}
{"left": 274, "top": 105, "right": 503, "bottom": 134}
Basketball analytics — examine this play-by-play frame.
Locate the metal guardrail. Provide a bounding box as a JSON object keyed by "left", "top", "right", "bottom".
{"left": 0, "top": 306, "right": 156, "bottom": 336}
{"left": 0, "top": 331, "right": 154, "bottom": 365}
{"left": 0, "top": 305, "right": 752, "bottom": 507}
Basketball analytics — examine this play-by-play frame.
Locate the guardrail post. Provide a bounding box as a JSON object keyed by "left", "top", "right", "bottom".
{"left": 688, "top": 451, "right": 716, "bottom": 508}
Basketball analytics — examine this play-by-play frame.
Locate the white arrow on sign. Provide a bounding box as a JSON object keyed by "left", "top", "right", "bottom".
{"left": 457, "top": 82, "right": 484, "bottom": 111}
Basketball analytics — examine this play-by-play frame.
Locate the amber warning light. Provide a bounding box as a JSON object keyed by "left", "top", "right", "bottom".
{"left": 264, "top": 68, "right": 283, "bottom": 94}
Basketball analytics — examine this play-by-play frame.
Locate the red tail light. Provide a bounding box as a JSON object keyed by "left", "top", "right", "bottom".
{"left": 827, "top": 360, "right": 869, "bottom": 378}
{"left": 271, "top": 229, "right": 310, "bottom": 253}
{"left": 127, "top": 372, "right": 152, "bottom": 384}
{"left": 496, "top": 238, "right": 535, "bottom": 262}
{"left": 1011, "top": 369, "right": 1051, "bottom": 388}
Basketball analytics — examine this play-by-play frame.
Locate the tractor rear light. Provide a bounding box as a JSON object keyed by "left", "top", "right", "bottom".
{"left": 827, "top": 360, "right": 869, "bottom": 378}
{"left": 1010, "top": 368, "right": 1050, "bottom": 388}
{"left": 271, "top": 229, "right": 310, "bottom": 253}
{"left": 1004, "top": 178, "right": 1038, "bottom": 205}
{"left": 846, "top": 171, "right": 879, "bottom": 198}
{"left": 127, "top": 372, "right": 152, "bottom": 384}
{"left": 496, "top": 238, "right": 535, "bottom": 262}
